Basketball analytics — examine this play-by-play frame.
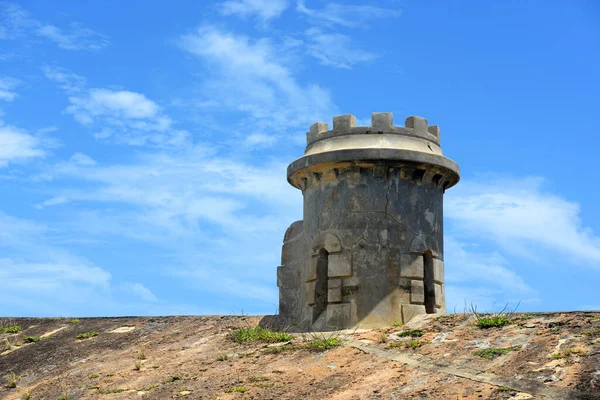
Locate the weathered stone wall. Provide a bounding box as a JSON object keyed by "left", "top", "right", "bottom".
{"left": 277, "top": 113, "right": 459, "bottom": 331}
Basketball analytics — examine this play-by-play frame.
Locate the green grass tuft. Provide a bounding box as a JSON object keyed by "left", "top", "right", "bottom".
{"left": 475, "top": 316, "right": 509, "bottom": 329}
{"left": 551, "top": 348, "right": 587, "bottom": 359}
{"left": 231, "top": 326, "right": 292, "bottom": 344}
{"left": 472, "top": 346, "right": 520, "bottom": 360}
{"left": 389, "top": 340, "right": 429, "bottom": 349}
{"left": 305, "top": 337, "right": 341, "bottom": 351}
{"left": 247, "top": 376, "right": 269, "bottom": 382}
{"left": 97, "top": 388, "right": 126, "bottom": 394}
{"left": 397, "top": 329, "right": 424, "bottom": 337}
{"left": 76, "top": 332, "right": 99, "bottom": 340}
{"left": 23, "top": 336, "right": 41, "bottom": 343}
{"left": 0, "top": 326, "right": 22, "bottom": 334}
{"left": 226, "top": 386, "right": 248, "bottom": 393}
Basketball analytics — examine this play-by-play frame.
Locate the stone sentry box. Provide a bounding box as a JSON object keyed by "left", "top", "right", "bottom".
{"left": 276, "top": 112, "right": 460, "bottom": 331}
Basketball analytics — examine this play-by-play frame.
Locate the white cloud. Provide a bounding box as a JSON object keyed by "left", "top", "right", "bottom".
{"left": 443, "top": 235, "right": 536, "bottom": 313}
{"left": 245, "top": 132, "right": 276, "bottom": 146}
{"left": 35, "top": 196, "right": 67, "bottom": 209}
{"left": 70, "top": 152, "right": 97, "bottom": 166}
{"left": 221, "top": 0, "right": 289, "bottom": 20}
{"left": 0, "top": 211, "right": 176, "bottom": 315}
{"left": 0, "top": 258, "right": 110, "bottom": 288}
{"left": 120, "top": 282, "right": 158, "bottom": 302}
{"left": 445, "top": 237, "right": 533, "bottom": 294}
{"left": 179, "top": 26, "right": 337, "bottom": 135}
{"left": 296, "top": 0, "right": 401, "bottom": 27}
{"left": 0, "top": 211, "right": 111, "bottom": 314}
{"left": 0, "top": 3, "right": 109, "bottom": 51}
{"left": 42, "top": 66, "right": 86, "bottom": 94}
{"left": 304, "top": 28, "right": 377, "bottom": 69}
{"left": 67, "top": 89, "right": 165, "bottom": 124}
{"left": 48, "top": 148, "right": 299, "bottom": 227}
{"left": 45, "top": 67, "right": 186, "bottom": 148}
{"left": 0, "top": 76, "right": 19, "bottom": 102}
{"left": 447, "top": 177, "right": 600, "bottom": 264}
{"left": 36, "top": 22, "right": 109, "bottom": 51}
{"left": 35, "top": 146, "right": 302, "bottom": 307}
{"left": 0, "top": 124, "right": 46, "bottom": 167}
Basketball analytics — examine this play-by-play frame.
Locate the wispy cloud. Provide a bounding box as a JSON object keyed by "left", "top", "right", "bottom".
{"left": 44, "top": 67, "right": 189, "bottom": 148}
{"left": 119, "top": 282, "right": 158, "bottom": 302}
{"left": 0, "top": 211, "right": 173, "bottom": 315}
{"left": 36, "top": 22, "right": 109, "bottom": 51}
{"left": 179, "top": 26, "right": 337, "bottom": 140}
{"left": 446, "top": 176, "right": 600, "bottom": 264}
{"left": 443, "top": 235, "right": 537, "bottom": 312}
{"left": 0, "top": 76, "right": 19, "bottom": 102}
{"left": 221, "top": 0, "right": 289, "bottom": 21}
{"left": 42, "top": 65, "right": 86, "bottom": 94}
{"left": 296, "top": 0, "right": 401, "bottom": 27}
{"left": 304, "top": 27, "right": 377, "bottom": 69}
{"left": 32, "top": 146, "right": 301, "bottom": 306}
{"left": 0, "top": 123, "right": 46, "bottom": 167}
{"left": 66, "top": 89, "right": 169, "bottom": 127}
{"left": 0, "top": 3, "right": 109, "bottom": 51}
{"left": 445, "top": 237, "right": 533, "bottom": 294}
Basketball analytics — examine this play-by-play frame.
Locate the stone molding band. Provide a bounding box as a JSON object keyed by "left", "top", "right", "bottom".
{"left": 287, "top": 148, "right": 460, "bottom": 190}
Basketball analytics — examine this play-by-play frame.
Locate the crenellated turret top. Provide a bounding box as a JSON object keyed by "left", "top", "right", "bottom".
{"left": 308, "top": 112, "right": 438, "bottom": 144}
{"left": 288, "top": 111, "right": 460, "bottom": 190}
{"left": 303, "top": 112, "right": 448, "bottom": 159}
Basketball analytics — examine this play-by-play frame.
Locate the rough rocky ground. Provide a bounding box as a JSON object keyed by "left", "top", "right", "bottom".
{"left": 0, "top": 312, "right": 599, "bottom": 400}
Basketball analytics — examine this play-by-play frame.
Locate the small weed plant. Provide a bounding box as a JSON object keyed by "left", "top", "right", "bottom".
{"left": 19, "top": 389, "right": 32, "bottom": 400}
{"left": 134, "top": 360, "right": 143, "bottom": 371}
{"left": 23, "top": 336, "right": 40, "bottom": 343}
{"left": 398, "top": 329, "right": 424, "bottom": 338}
{"left": 0, "top": 326, "right": 22, "bottom": 334}
{"left": 3, "top": 338, "right": 11, "bottom": 350}
{"left": 248, "top": 376, "right": 269, "bottom": 382}
{"left": 76, "top": 332, "right": 99, "bottom": 340}
{"left": 392, "top": 322, "right": 403, "bottom": 327}
{"left": 467, "top": 301, "right": 520, "bottom": 329}
{"left": 140, "top": 383, "right": 160, "bottom": 391}
{"left": 97, "top": 388, "right": 126, "bottom": 394}
{"left": 306, "top": 336, "right": 341, "bottom": 351}
{"left": 216, "top": 353, "right": 228, "bottom": 361}
{"left": 475, "top": 316, "right": 509, "bottom": 329}
{"left": 390, "top": 340, "right": 429, "bottom": 349}
{"left": 407, "top": 340, "right": 429, "bottom": 349}
{"left": 581, "top": 328, "right": 600, "bottom": 337}
{"left": 6, "top": 371, "right": 21, "bottom": 388}
{"left": 137, "top": 346, "right": 147, "bottom": 360}
{"left": 226, "top": 386, "right": 248, "bottom": 393}
{"left": 164, "top": 376, "right": 182, "bottom": 383}
{"left": 70, "top": 319, "right": 80, "bottom": 324}
{"left": 551, "top": 348, "right": 587, "bottom": 359}
{"left": 231, "top": 326, "right": 292, "bottom": 344}
{"left": 472, "top": 346, "right": 521, "bottom": 360}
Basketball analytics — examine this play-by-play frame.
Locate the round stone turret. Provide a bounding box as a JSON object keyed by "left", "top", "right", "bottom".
{"left": 277, "top": 112, "right": 460, "bottom": 331}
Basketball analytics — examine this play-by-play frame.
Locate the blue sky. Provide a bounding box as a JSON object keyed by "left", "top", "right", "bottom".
{"left": 1, "top": 0, "right": 599, "bottom": 317}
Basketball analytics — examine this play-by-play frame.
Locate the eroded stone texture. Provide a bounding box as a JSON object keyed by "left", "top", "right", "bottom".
{"left": 277, "top": 112, "right": 460, "bottom": 331}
